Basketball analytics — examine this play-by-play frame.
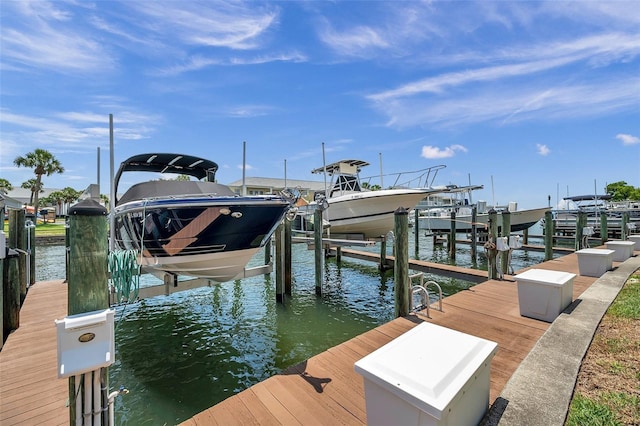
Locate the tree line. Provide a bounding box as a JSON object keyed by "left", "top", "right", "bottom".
{"left": 0, "top": 149, "right": 108, "bottom": 222}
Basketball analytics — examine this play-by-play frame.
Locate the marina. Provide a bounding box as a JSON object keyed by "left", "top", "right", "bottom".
{"left": 1, "top": 229, "right": 638, "bottom": 424}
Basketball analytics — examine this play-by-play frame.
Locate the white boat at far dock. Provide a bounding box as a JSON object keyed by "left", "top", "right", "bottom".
{"left": 417, "top": 184, "right": 550, "bottom": 232}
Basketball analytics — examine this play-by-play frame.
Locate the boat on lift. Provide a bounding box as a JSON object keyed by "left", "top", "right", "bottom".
{"left": 112, "top": 153, "right": 295, "bottom": 281}
{"left": 417, "top": 184, "right": 550, "bottom": 232}
{"left": 295, "top": 159, "right": 444, "bottom": 239}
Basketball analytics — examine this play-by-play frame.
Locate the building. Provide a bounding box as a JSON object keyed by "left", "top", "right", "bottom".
{"left": 226, "top": 177, "right": 326, "bottom": 202}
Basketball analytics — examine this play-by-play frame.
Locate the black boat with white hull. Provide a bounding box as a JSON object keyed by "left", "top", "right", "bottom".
{"left": 112, "top": 153, "right": 294, "bottom": 281}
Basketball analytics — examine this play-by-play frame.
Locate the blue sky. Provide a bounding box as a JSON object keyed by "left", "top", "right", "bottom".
{"left": 1, "top": 1, "right": 639, "bottom": 209}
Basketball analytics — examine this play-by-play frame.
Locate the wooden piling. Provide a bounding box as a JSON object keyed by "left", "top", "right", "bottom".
{"left": 379, "top": 236, "right": 387, "bottom": 271}
{"left": 2, "top": 250, "right": 20, "bottom": 337}
{"left": 487, "top": 209, "right": 498, "bottom": 280}
{"left": 470, "top": 206, "right": 477, "bottom": 262}
{"left": 284, "top": 219, "right": 292, "bottom": 296}
{"left": 67, "top": 199, "right": 109, "bottom": 314}
{"left": 600, "top": 213, "right": 608, "bottom": 245}
{"left": 393, "top": 207, "right": 409, "bottom": 318}
{"left": 501, "top": 209, "right": 511, "bottom": 275}
{"left": 575, "top": 212, "right": 586, "bottom": 251}
{"left": 523, "top": 228, "right": 529, "bottom": 245}
{"left": 314, "top": 209, "right": 323, "bottom": 296}
{"left": 544, "top": 210, "right": 553, "bottom": 261}
{"left": 66, "top": 199, "right": 109, "bottom": 426}
{"left": 621, "top": 212, "right": 629, "bottom": 240}
{"left": 264, "top": 237, "right": 271, "bottom": 268}
{"left": 275, "top": 223, "right": 284, "bottom": 303}
{"left": 448, "top": 211, "right": 456, "bottom": 259}
{"left": 8, "top": 209, "right": 27, "bottom": 304}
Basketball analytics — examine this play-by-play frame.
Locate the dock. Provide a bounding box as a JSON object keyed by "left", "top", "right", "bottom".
{"left": 1, "top": 250, "right": 638, "bottom": 425}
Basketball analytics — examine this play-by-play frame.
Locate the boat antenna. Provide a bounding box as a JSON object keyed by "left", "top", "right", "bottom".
{"left": 109, "top": 113, "right": 115, "bottom": 251}
{"left": 322, "top": 142, "right": 327, "bottom": 197}
{"left": 284, "top": 159, "right": 287, "bottom": 189}
{"left": 379, "top": 152, "right": 384, "bottom": 188}
{"left": 242, "top": 141, "right": 247, "bottom": 196}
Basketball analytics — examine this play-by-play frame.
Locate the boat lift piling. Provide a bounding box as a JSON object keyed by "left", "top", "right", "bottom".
{"left": 501, "top": 209, "right": 511, "bottom": 276}
{"left": 8, "top": 209, "right": 27, "bottom": 304}
{"left": 448, "top": 211, "right": 456, "bottom": 259}
{"left": 544, "top": 210, "right": 554, "bottom": 261}
{"left": 314, "top": 208, "right": 323, "bottom": 296}
{"left": 600, "top": 214, "right": 608, "bottom": 246}
{"left": 487, "top": 209, "right": 498, "bottom": 280}
{"left": 66, "top": 199, "right": 111, "bottom": 426}
{"left": 471, "top": 206, "right": 478, "bottom": 262}
{"left": 393, "top": 207, "right": 410, "bottom": 318}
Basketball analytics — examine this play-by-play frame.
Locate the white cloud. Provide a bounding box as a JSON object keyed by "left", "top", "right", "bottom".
{"left": 421, "top": 145, "right": 467, "bottom": 159}
{"left": 536, "top": 144, "right": 551, "bottom": 156}
{"left": 616, "top": 133, "right": 640, "bottom": 145}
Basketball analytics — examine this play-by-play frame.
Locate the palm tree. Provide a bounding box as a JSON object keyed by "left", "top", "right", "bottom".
{"left": 48, "top": 190, "right": 65, "bottom": 216}
{"left": 21, "top": 178, "right": 43, "bottom": 204}
{"left": 61, "top": 187, "right": 81, "bottom": 213}
{"left": 13, "top": 149, "right": 64, "bottom": 221}
{"left": 0, "top": 178, "right": 13, "bottom": 194}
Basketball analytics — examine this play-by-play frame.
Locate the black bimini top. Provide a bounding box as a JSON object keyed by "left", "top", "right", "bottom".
{"left": 114, "top": 153, "right": 220, "bottom": 201}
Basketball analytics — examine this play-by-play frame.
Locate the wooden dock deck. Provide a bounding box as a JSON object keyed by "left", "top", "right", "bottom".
{"left": 0, "top": 251, "right": 630, "bottom": 425}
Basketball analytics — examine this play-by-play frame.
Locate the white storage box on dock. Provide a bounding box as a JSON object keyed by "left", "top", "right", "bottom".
{"left": 628, "top": 235, "right": 640, "bottom": 251}
{"left": 55, "top": 309, "right": 115, "bottom": 378}
{"left": 354, "top": 322, "right": 498, "bottom": 426}
{"left": 605, "top": 240, "right": 636, "bottom": 262}
{"left": 576, "top": 248, "right": 615, "bottom": 277}
{"left": 514, "top": 269, "right": 575, "bottom": 323}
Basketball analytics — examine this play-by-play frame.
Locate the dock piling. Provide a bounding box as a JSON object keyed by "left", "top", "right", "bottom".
{"left": 544, "top": 211, "right": 553, "bottom": 261}
{"left": 66, "top": 199, "right": 110, "bottom": 425}
{"left": 501, "top": 209, "right": 511, "bottom": 275}
{"left": 600, "top": 214, "right": 608, "bottom": 246}
{"left": 314, "top": 209, "right": 323, "bottom": 296}
{"left": 448, "top": 211, "right": 456, "bottom": 259}
{"left": 8, "top": 209, "right": 27, "bottom": 304}
{"left": 487, "top": 209, "right": 498, "bottom": 280}
{"left": 393, "top": 207, "right": 409, "bottom": 318}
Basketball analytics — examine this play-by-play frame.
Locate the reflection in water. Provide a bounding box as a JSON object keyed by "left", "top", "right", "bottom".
{"left": 33, "top": 224, "right": 550, "bottom": 425}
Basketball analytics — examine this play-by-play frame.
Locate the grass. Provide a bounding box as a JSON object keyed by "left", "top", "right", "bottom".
{"left": 3, "top": 219, "right": 67, "bottom": 237}
{"left": 566, "top": 270, "right": 640, "bottom": 426}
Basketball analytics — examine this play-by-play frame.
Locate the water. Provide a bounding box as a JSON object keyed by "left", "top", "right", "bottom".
{"left": 35, "top": 222, "right": 554, "bottom": 425}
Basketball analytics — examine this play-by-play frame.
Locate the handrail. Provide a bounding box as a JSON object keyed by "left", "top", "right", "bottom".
{"left": 409, "top": 273, "right": 444, "bottom": 318}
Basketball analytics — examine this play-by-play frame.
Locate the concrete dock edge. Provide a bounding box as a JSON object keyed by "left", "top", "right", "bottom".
{"left": 484, "top": 254, "right": 640, "bottom": 426}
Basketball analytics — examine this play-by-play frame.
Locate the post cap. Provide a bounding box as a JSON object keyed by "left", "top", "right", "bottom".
{"left": 68, "top": 199, "right": 107, "bottom": 216}
{"left": 394, "top": 207, "right": 408, "bottom": 215}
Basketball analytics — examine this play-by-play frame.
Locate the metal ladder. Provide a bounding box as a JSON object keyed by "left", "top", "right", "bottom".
{"left": 410, "top": 273, "right": 444, "bottom": 318}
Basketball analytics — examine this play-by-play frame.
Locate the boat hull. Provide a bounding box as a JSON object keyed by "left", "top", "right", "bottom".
{"left": 418, "top": 206, "right": 550, "bottom": 232}
{"left": 113, "top": 196, "right": 290, "bottom": 281}
{"left": 301, "top": 189, "right": 431, "bottom": 239}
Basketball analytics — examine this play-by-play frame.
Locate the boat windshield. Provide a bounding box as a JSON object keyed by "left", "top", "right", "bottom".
{"left": 331, "top": 175, "right": 361, "bottom": 196}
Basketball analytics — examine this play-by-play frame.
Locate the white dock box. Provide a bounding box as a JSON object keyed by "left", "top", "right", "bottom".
{"left": 354, "top": 322, "right": 498, "bottom": 426}
{"left": 55, "top": 309, "right": 115, "bottom": 378}
{"left": 576, "top": 248, "right": 615, "bottom": 277}
{"left": 628, "top": 235, "right": 640, "bottom": 251}
{"left": 514, "top": 269, "right": 575, "bottom": 323}
{"left": 606, "top": 240, "right": 636, "bottom": 262}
